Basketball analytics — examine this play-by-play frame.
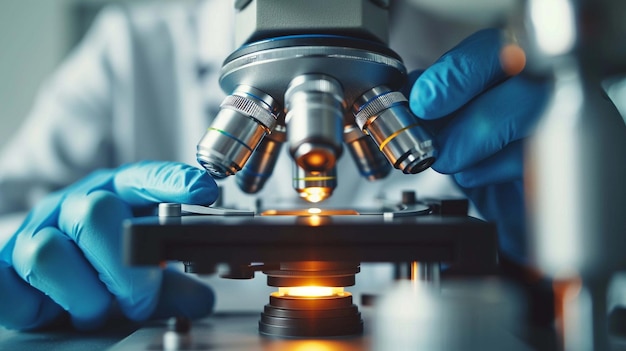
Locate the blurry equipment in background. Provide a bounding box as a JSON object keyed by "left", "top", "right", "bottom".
{"left": 521, "top": 0, "right": 626, "bottom": 349}
{"left": 373, "top": 280, "right": 525, "bottom": 350}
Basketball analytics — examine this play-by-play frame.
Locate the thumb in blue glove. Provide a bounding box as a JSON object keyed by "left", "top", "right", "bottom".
{"left": 0, "top": 161, "right": 218, "bottom": 331}
{"left": 408, "top": 28, "right": 550, "bottom": 264}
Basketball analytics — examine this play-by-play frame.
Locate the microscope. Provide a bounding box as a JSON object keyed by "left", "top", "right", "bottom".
{"left": 120, "top": 1, "right": 626, "bottom": 350}
{"left": 194, "top": 0, "right": 436, "bottom": 203}
{"left": 123, "top": 0, "right": 500, "bottom": 344}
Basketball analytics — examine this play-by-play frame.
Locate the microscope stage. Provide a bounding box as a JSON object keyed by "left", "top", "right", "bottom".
{"left": 124, "top": 209, "right": 497, "bottom": 274}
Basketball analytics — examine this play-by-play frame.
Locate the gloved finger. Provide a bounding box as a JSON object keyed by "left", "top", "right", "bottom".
{"left": 0, "top": 261, "right": 65, "bottom": 330}
{"left": 410, "top": 28, "right": 506, "bottom": 119}
{"left": 10, "top": 192, "right": 65, "bottom": 245}
{"left": 431, "top": 75, "right": 549, "bottom": 174}
{"left": 11, "top": 227, "right": 112, "bottom": 330}
{"left": 58, "top": 190, "right": 163, "bottom": 322}
{"left": 113, "top": 161, "right": 218, "bottom": 207}
{"left": 453, "top": 140, "right": 524, "bottom": 188}
{"left": 151, "top": 267, "right": 215, "bottom": 320}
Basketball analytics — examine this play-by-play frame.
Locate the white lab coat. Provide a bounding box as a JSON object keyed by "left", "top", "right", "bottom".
{"left": 0, "top": 0, "right": 483, "bottom": 310}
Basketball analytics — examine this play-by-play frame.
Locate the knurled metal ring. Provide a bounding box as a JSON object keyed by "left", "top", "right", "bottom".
{"left": 221, "top": 94, "right": 277, "bottom": 130}
{"left": 354, "top": 91, "right": 407, "bottom": 130}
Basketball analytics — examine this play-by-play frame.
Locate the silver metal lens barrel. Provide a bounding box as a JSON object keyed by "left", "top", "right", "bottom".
{"left": 196, "top": 85, "right": 279, "bottom": 178}
{"left": 353, "top": 86, "right": 436, "bottom": 174}
{"left": 292, "top": 164, "right": 337, "bottom": 203}
{"left": 344, "top": 124, "right": 391, "bottom": 181}
{"left": 236, "top": 123, "right": 286, "bottom": 193}
{"left": 285, "top": 74, "right": 345, "bottom": 173}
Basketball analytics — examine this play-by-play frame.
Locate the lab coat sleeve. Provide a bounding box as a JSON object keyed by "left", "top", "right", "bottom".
{"left": 0, "top": 6, "right": 131, "bottom": 214}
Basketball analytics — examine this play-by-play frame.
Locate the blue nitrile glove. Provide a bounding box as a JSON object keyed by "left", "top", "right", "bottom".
{"left": 408, "top": 28, "right": 551, "bottom": 264}
{"left": 0, "top": 161, "right": 218, "bottom": 331}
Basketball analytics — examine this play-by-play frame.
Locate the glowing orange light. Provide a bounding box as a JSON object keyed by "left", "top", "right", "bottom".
{"left": 267, "top": 341, "right": 335, "bottom": 351}
{"left": 292, "top": 341, "right": 336, "bottom": 351}
{"left": 278, "top": 286, "right": 345, "bottom": 297}
{"left": 308, "top": 215, "right": 322, "bottom": 226}
{"left": 260, "top": 208, "right": 359, "bottom": 216}
{"left": 300, "top": 187, "right": 328, "bottom": 203}
{"left": 303, "top": 152, "right": 329, "bottom": 169}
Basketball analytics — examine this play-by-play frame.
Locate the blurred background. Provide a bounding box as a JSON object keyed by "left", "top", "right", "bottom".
{"left": 0, "top": 0, "right": 142, "bottom": 149}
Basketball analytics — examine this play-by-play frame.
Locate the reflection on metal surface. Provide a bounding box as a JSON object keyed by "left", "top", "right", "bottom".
{"left": 236, "top": 122, "right": 286, "bottom": 194}
{"left": 196, "top": 85, "right": 279, "bottom": 178}
{"left": 180, "top": 204, "right": 255, "bottom": 216}
{"left": 260, "top": 203, "right": 431, "bottom": 217}
{"left": 106, "top": 312, "right": 370, "bottom": 351}
{"left": 285, "top": 74, "right": 344, "bottom": 173}
{"left": 344, "top": 123, "right": 392, "bottom": 180}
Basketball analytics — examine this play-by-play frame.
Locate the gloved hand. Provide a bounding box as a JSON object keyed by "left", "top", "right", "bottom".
{"left": 0, "top": 161, "right": 218, "bottom": 331}
{"left": 408, "top": 28, "right": 551, "bottom": 264}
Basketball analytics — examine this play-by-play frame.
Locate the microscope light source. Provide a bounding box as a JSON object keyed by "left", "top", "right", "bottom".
{"left": 260, "top": 261, "right": 362, "bottom": 337}
{"left": 277, "top": 286, "right": 345, "bottom": 298}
